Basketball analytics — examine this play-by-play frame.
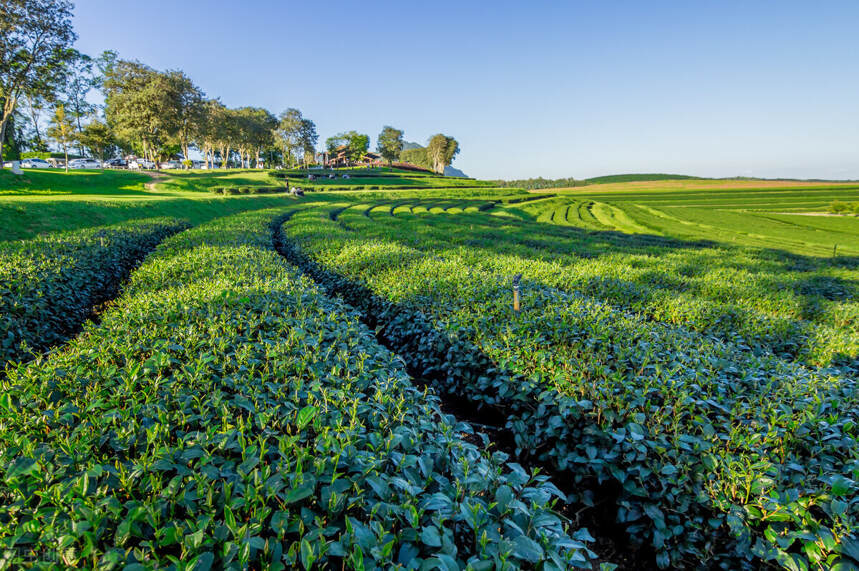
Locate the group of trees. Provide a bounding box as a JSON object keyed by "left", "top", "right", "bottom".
{"left": 1, "top": 0, "right": 461, "bottom": 174}
{"left": 397, "top": 134, "right": 460, "bottom": 174}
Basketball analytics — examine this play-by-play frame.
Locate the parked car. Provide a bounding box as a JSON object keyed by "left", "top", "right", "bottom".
{"left": 159, "top": 160, "right": 181, "bottom": 169}
{"left": 103, "top": 158, "right": 127, "bottom": 168}
{"left": 128, "top": 159, "right": 155, "bottom": 170}
{"left": 20, "top": 158, "right": 52, "bottom": 168}
{"left": 68, "top": 158, "right": 101, "bottom": 169}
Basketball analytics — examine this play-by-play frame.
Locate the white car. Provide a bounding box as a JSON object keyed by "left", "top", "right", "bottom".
{"left": 128, "top": 159, "right": 155, "bottom": 170}
{"left": 159, "top": 160, "right": 181, "bottom": 169}
{"left": 68, "top": 158, "right": 101, "bottom": 169}
{"left": 21, "top": 158, "right": 52, "bottom": 168}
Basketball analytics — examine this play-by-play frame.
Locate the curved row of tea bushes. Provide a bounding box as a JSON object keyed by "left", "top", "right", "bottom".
{"left": 209, "top": 185, "right": 286, "bottom": 195}
{"left": 278, "top": 207, "right": 859, "bottom": 570}
{"left": 0, "top": 209, "right": 596, "bottom": 569}
{"left": 372, "top": 206, "right": 858, "bottom": 370}
{"left": 0, "top": 218, "right": 190, "bottom": 368}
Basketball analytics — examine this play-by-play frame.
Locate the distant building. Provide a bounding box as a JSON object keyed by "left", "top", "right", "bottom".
{"left": 324, "top": 146, "right": 384, "bottom": 168}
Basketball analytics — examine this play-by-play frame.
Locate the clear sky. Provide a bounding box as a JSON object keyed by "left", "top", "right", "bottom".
{"left": 72, "top": 0, "right": 859, "bottom": 180}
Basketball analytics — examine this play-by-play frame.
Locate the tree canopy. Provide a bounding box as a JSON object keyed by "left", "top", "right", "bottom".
{"left": 376, "top": 126, "right": 404, "bottom": 165}
{"left": 0, "top": 0, "right": 77, "bottom": 168}
{"left": 426, "top": 134, "right": 460, "bottom": 174}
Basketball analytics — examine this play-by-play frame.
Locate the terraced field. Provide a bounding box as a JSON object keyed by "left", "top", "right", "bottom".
{"left": 520, "top": 180, "right": 859, "bottom": 257}
{"left": 2, "top": 170, "right": 857, "bottom": 569}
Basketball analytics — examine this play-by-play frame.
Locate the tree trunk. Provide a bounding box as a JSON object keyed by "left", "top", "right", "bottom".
{"left": 63, "top": 144, "right": 68, "bottom": 173}
{"left": 0, "top": 116, "right": 7, "bottom": 171}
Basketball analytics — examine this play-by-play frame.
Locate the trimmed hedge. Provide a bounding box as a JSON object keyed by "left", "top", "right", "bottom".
{"left": 0, "top": 218, "right": 189, "bottom": 368}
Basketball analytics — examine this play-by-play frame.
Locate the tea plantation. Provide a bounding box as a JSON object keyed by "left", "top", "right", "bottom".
{"left": 1, "top": 169, "right": 858, "bottom": 570}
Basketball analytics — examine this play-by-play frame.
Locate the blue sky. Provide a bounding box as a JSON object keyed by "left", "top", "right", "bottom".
{"left": 72, "top": 0, "right": 859, "bottom": 180}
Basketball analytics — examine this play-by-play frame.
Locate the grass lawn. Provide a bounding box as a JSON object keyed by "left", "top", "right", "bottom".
{"left": 0, "top": 169, "right": 300, "bottom": 241}
{"left": 150, "top": 169, "right": 278, "bottom": 192}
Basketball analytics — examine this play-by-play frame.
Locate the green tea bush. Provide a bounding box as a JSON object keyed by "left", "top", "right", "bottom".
{"left": 210, "top": 186, "right": 285, "bottom": 195}
{"left": 0, "top": 209, "right": 596, "bottom": 569}
{"left": 375, "top": 206, "right": 858, "bottom": 369}
{"left": 0, "top": 218, "right": 189, "bottom": 367}
{"left": 278, "top": 207, "right": 859, "bottom": 570}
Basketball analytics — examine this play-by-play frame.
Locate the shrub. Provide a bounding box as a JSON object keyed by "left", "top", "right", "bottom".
{"left": 0, "top": 218, "right": 189, "bottom": 367}
{"left": 0, "top": 209, "right": 597, "bottom": 569}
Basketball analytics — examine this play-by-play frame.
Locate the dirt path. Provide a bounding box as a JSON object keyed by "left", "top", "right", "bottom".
{"left": 143, "top": 171, "right": 168, "bottom": 191}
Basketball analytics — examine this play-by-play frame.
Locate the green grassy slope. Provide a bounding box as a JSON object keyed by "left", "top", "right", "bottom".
{"left": 524, "top": 179, "right": 859, "bottom": 256}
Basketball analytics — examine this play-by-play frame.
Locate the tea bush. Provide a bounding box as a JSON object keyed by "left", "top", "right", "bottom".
{"left": 0, "top": 209, "right": 596, "bottom": 569}
{"left": 0, "top": 218, "right": 189, "bottom": 368}
{"left": 279, "top": 205, "right": 859, "bottom": 570}
{"left": 355, "top": 206, "right": 859, "bottom": 369}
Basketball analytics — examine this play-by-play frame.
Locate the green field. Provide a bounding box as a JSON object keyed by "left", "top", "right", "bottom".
{"left": 518, "top": 180, "right": 859, "bottom": 257}
{"left": 2, "top": 169, "right": 858, "bottom": 569}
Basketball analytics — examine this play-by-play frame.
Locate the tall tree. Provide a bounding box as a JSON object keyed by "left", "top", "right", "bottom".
{"left": 274, "top": 108, "right": 304, "bottom": 168}
{"left": 426, "top": 134, "right": 460, "bottom": 174}
{"left": 21, "top": 91, "right": 49, "bottom": 151}
{"left": 232, "top": 107, "right": 275, "bottom": 168}
{"left": 0, "top": 0, "right": 77, "bottom": 169}
{"left": 46, "top": 103, "right": 75, "bottom": 172}
{"left": 299, "top": 118, "right": 318, "bottom": 166}
{"left": 164, "top": 70, "right": 204, "bottom": 166}
{"left": 61, "top": 51, "right": 98, "bottom": 151}
{"left": 78, "top": 118, "right": 116, "bottom": 161}
{"left": 376, "top": 126, "right": 404, "bottom": 166}
{"left": 213, "top": 107, "right": 241, "bottom": 169}
{"left": 195, "top": 98, "right": 223, "bottom": 169}
{"left": 103, "top": 60, "right": 179, "bottom": 164}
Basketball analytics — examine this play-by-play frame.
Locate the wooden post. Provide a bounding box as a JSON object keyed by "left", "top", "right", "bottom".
{"left": 513, "top": 273, "right": 522, "bottom": 312}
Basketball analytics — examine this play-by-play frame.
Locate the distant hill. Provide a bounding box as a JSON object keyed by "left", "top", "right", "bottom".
{"left": 444, "top": 166, "right": 468, "bottom": 178}
{"left": 585, "top": 173, "right": 700, "bottom": 184}
{"left": 492, "top": 173, "right": 700, "bottom": 190}
{"left": 402, "top": 141, "right": 423, "bottom": 151}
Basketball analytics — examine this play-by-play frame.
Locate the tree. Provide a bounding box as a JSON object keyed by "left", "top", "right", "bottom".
{"left": 233, "top": 107, "right": 276, "bottom": 168}
{"left": 325, "top": 133, "right": 347, "bottom": 153}
{"left": 103, "top": 60, "right": 180, "bottom": 165}
{"left": 46, "top": 104, "right": 76, "bottom": 172}
{"left": 400, "top": 146, "right": 432, "bottom": 170}
{"left": 78, "top": 118, "right": 116, "bottom": 161}
{"left": 21, "top": 91, "right": 50, "bottom": 151}
{"left": 164, "top": 70, "right": 204, "bottom": 166}
{"left": 426, "top": 134, "right": 460, "bottom": 174}
{"left": 61, "top": 51, "right": 98, "bottom": 152}
{"left": 324, "top": 130, "right": 368, "bottom": 163}
{"left": 345, "top": 131, "right": 369, "bottom": 163}
{"left": 299, "top": 118, "right": 318, "bottom": 166}
{"left": 195, "top": 99, "right": 223, "bottom": 169}
{"left": 376, "top": 126, "right": 404, "bottom": 166}
{"left": 274, "top": 108, "right": 304, "bottom": 167}
{"left": 0, "top": 0, "right": 77, "bottom": 169}
{"left": 212, "top": 107, "right": 242, "bottom": 169}
{"left": 1, "top": 110, "right": 24, "bottom": 161}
